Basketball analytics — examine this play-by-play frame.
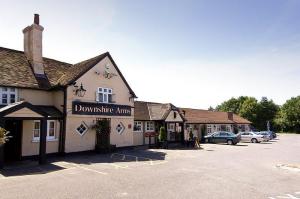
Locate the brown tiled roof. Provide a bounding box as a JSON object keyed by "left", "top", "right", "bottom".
{"left": 134, "top": 101, "right": 150, "bottom": 120}
{"left": 179, "top": 108, "right": 251, "bottom": 124}
{"left": 134, "top": 101, "right": 178, "bottom": 121}
{"left": 0, "top": 47, "right": 137, "bottom": 97}
{"left": 233, "top": 114, "right": 252, "bottom": 124}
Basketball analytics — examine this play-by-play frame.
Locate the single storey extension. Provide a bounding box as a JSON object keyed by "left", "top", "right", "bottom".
{"left": 180, "top": 108, "right": 252, "bottom": 141}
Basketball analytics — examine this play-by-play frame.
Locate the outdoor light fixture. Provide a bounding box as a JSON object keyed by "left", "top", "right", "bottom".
{"left": 74, "top": 83, "right": 86, "bottom": 97}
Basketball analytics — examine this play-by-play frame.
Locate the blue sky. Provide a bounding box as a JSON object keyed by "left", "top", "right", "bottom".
{"left": 0, "top": 0, "right": 299, "bottom": 109}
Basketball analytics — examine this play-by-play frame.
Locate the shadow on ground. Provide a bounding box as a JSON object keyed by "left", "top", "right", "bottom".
{"left": 0, "top": 147, "right": 169, "bottom": 177}
{"left": 0, "top": 161, "right": 66, "bottom": 177}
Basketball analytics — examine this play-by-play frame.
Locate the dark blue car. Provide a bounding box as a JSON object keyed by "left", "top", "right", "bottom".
{"left": 204, "top": 131, "right": 241, "bottom": 145}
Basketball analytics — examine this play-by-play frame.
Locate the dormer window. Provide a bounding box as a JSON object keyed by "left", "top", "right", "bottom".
{"left": 96, "top": 87, "right": 114, "bottom": 103}
{"left": 0, "top": 87, "right": 17, "bottom": 105}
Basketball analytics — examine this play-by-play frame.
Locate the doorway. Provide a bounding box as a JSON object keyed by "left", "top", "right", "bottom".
{"left": 4, "top": 120, "right": 22, "bottom": 162}
{"left": 95, "top": 118, "right": 111, "bottom": 150}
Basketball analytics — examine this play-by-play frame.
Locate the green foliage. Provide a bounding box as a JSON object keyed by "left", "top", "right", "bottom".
{"left": 215, "top": 96, "right": 280, "bottom": 131}
{"left": 92, "top": 119, "right": 110, "bottom": 134}
{"left": 0, "top": 127, "right": 10, "bottom": 145}
{"left": 189, "top": 129, "right": 194, "bottom": 140}
{"left": 158, "top": 126, "right": 167, "bottom": 142}
{"left": 216, "top": 96, "right": 248, "bottom": 114}
{"left": 275, "top": 96, "right": 300, "bottom": 133}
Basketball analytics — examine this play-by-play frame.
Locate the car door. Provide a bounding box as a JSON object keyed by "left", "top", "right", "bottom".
{"left": 211, "top": 132, "right": 220, "bottom": 143}
{"left": 241, "top": 132, "right": 250, "bottom": 142}
{"left": 219, "top": 132, "right": 227, "bottom": 143}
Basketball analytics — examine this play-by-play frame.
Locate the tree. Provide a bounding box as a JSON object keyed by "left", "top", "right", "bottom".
{"left": 256, "top": 97, "right": 279, "bottom": 131}
{"left": 158, "top": 126, "right": 167, "bottom": 142}
{"left": 216, "top": 96, "right": 249, "bottom": 114}
{"left": 239, "top": 97, "right": 259, "bottom": 127}
{"left": 276, "top": 96, "right": 300, "bottom": 133}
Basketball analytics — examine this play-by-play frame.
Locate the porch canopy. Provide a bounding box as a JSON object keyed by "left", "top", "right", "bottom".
{"left": 0, "top": 101, "right": 63, "bottom": 165}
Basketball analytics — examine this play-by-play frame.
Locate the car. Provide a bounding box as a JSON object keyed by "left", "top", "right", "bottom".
{"left": 267, "top": 131, "right": 277, "bottom": 139}
{"left": 256, "top": 131, "right": 272, "bottom": 140}
{"left": 204, "top": 131, "right": 241, "bottom": 145}
{"left": 259, "top": 131, "right": 277, "bottom": 140}
{"left": 240, "top": 131, "right": 265, "bottom": 143}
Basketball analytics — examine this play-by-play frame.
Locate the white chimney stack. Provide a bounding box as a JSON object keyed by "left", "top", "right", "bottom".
{"left": 23, "top": 14, "right": 45, "bottom": 75}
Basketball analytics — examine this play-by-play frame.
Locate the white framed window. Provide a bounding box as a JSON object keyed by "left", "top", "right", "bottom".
{"left": 96, "top": 87, "right": 113, "bottom": 103}
{"left": 47, "top": 120, "right": 56, "bottom": 140}
{"left": 33, "top": 120, "right": 41, "bottom": 141}
{"left": 0, "top": 87, "right": 17, "bottom": 105}
{"left": 226, "top": 125, "right": 231, "bottom": 132}
{"left": 76, "top": 122, "right": 89, "bottom": 136}
{"left": 145, "top": 121, "right": 155, "bottom": 132}
{"left": 32, "top": 120, "right": 57, "bottom": 141}
{"left": 207, "top": 125, "right": 212, "bottom": 134}
{"left": 134, "top": 121, "right": 142, "bottom": 132}
{"left": 216, "top": 125, "right": 221, "bottom": 131}
{"left": 167, "top": 123, "right": 175, "bottom": 131}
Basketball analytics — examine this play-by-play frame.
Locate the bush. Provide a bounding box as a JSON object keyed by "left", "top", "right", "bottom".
{"left": 0, "top": 127, "right": 10, "bottom": 145}
{"left": 158, "top": 126, "right": 167, "bottom": 142}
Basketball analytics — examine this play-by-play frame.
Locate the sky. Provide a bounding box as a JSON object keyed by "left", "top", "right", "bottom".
{"left": 0, "top": 0, "right": 299, "bottom": 109}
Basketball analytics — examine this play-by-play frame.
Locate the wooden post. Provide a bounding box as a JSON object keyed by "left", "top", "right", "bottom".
{"left": 39, "top": 118, "right": 47, "bottom": 164}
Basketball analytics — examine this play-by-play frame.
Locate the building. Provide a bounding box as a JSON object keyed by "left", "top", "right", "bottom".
{"left": 134, "top": 102, "right": 251, "bottom": 144}
{"left": 134, "top": 101, "right": 185, "bottom": 145}
{"left": 180, "top": 108, "right": 252, "bottom": 140}
{"left": 0, "top": 14, "right": 136, "bottom": 166}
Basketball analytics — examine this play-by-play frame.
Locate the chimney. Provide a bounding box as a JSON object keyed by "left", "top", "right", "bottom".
{"left": 227, "top": 112, "right": 234, "bottom": 121}
{"left": 23, "top": 14, "right": 45, "bottom": 75}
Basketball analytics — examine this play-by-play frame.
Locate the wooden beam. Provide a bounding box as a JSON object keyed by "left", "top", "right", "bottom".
{"left": 39, "top": 118, "right": 47, "bottom": 164}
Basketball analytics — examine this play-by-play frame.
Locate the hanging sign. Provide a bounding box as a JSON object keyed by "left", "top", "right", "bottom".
{"left": 72, "top": 101, "right": 132, "bottom": 116}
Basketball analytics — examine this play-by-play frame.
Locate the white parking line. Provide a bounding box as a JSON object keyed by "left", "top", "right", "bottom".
{"left": 269, "top": 191, "right": 300, "bottom": 199}
{"left": 60, "top": 162, "right": 108, "bottom": 175}
{"left": 111, "top": 153, "right": 167, "bottom": 166}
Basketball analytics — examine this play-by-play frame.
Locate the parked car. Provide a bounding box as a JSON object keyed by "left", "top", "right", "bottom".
{"left": 267, "top": 131, "right": 277, "bottom": 139}
{"left": 256, "top": 131, "right": 272, "bottom": 140}
{"left": 240, "top": 132, "right": 265, "bottom": 143}
{"left": 204, "top": 131, "right": 241, "bottom": 145}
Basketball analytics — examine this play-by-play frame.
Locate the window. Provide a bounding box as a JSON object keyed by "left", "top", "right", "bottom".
{"left": 47, "top": 121, "right": 55, "bottom": 140}
{"left": 0, "top": 87, "right": 17, "bottom": 105}
{"left": 97, "top": 87, "right": 113, "bottom": 103}
{"left": 76, "top": 122, "right": 89, "bottom": 136}
{"left": 33, "top": 120, "right": 56, "bottom": 141}
{"left": 146, "top": 121, "right": 155, "bottom": 132}
{"left": 226, "top": 125, "right": 231, "bottom": 132}
{"left": 134, "top": 121, "right": 142, "bottom": 132}
{"left": 167, "top": 123, "right": 175, "bottom": 131}
{"left": 207, "top": 125, "right": 212, "bottom": 134}
{"left": 216, "top": 125, "right": 221, "bottom": 131}
{"left": 116, "top": 122, "right": 125, "bottom": 134}
{"left": 33, "top": 121, "right": 40, "bottom": 141}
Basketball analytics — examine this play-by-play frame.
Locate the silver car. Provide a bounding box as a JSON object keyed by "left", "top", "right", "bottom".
{"left": 240, "top": 132, "right": 265, "bottom": 143}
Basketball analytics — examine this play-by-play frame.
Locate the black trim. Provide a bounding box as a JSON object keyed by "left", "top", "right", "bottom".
{"left": 59, "top": 88, "right": 67, "bottom": 155}
{"left": 39, "top": 118, "right": 47, "bottom": 164}
{"left": 0, "top": 102, "right": 48, "bottom": 117}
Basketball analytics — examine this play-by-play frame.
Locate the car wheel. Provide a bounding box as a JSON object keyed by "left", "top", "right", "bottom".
{"left": 227, "top": 140, "right": 233, "bottom": 145}
{"left": 251, "top": 138, "right": 258, "bottom": 143}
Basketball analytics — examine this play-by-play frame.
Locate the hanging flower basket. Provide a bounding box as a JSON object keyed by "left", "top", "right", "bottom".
{"left": 0, "top": 127, "right": 10, "bottom": 145}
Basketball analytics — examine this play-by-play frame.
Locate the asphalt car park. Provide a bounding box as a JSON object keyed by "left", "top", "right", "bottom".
{"left": 0, "top": 134, "right": 300, "bottom": 199}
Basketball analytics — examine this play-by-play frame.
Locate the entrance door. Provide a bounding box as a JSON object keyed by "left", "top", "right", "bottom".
{"left": 4, "top": 120, "right": 22, "bottom": 162}
{"left": 95, "top": 119, "right": 111, "bottom": 149}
